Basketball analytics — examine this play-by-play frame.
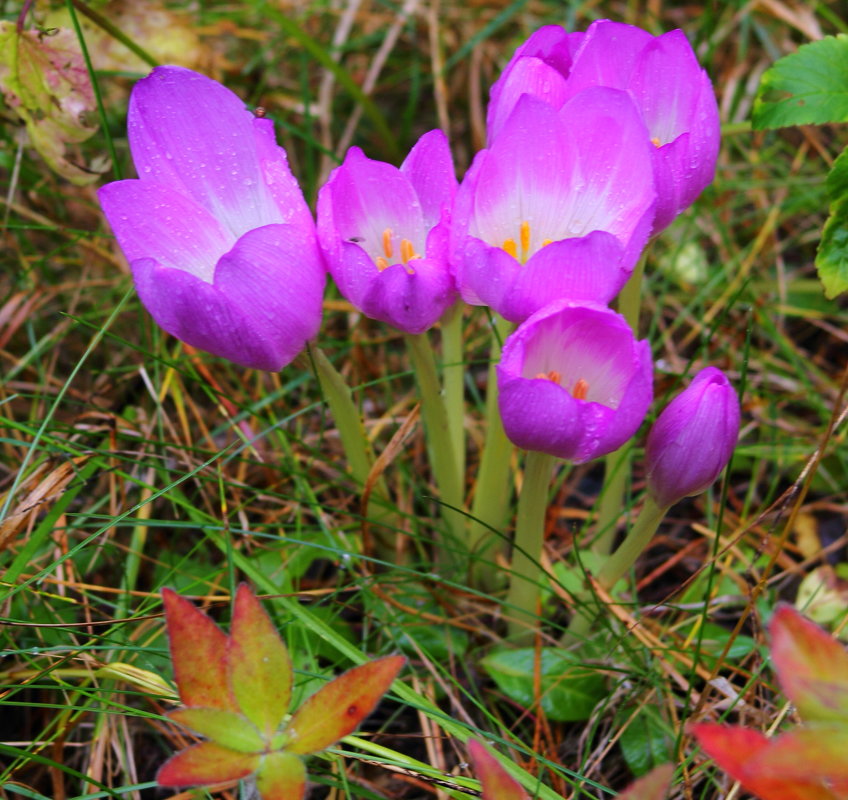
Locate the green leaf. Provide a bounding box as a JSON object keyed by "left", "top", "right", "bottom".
{"left": 156, "top": 741, "right": 259, "bottom": 788}
{"left": 770, "top": 604, "right": 848, "bottom": 723}
{"left": 0, "top": 22, "right": 108, "bottom": 184}
{"left": 467, "top": 739, "right": 528, "bottom": 800}
{"left": 818, "top": 146, "right": 848, "bottom": 299}
{"left": 285, "top": 655, "right": 405, "bottom": 755}
{"left": 753, "top": 35, "right": 848, "bottom": 129}
{"left": 228, "top": 583, "right": 293, "bottom": 738}
{"left": 255, "top": 751, "right": 306, "bottom": 800}
{"left": 161, "top": 588, "right": 238, "bottom": 711}
{"left": 481, "top": 648, "right": 606, "bottom": 722}
{"left": 168, "top": 708, "right": 265, "bottom": 753}
{"left": 616, "top": 706, "right": 673, "bottom": 777}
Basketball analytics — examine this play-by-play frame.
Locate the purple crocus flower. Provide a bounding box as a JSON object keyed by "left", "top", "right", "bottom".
{"left": 317, "top": 131, "right": 458, "bottom": 334}
{"left": 497, "top": 301, "right": 653, "bottom": 463}
{"left": 487, "top": 20, "right": 720, "bottom": 233}
{"left": 451, "top": 89, "right": 656, "bottom": 323}
{"left": 486, "top": 25, "right": 585, "bottom": 143}
{"left": 645, "top": 367, "right": 739, "bottom": 508}
{"left": 98, "top": 66, "right": 326, "bottom": 371}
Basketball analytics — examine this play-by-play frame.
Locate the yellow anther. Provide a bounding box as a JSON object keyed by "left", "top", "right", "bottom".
{"left": 572, "top": 377, "right": 589, "bottom": 400}
{"left": 520, "top": 220, "right": 531, "bottom": 260}
{"left": 400, "top": 238, "right": 420, "bottom": 265}
{"left": 534, "top": 370, "right": 562, "bottom": 384}
{"left": 542, "top": 239, "right": 553, "bottom": 247}
{"left": 651, "top": 136, "right": 662, "bottom": 148}
{"left": 376, "top": 256, "right": 390, "bottom": 271}
{"left": 502, "top": 238, "right": 518, "bottom": 259}
{"left": 382, "top": 228, "right": 394, "bottom": 258}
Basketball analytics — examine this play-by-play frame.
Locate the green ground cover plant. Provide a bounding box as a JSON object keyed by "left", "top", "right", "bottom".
{"left": 1, "top": 1, "right": 847, "bottom": 799}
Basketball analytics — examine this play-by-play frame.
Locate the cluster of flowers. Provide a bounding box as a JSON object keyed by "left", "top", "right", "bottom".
{"left": 99, "top": 20, "right": 738, "bottom": 504}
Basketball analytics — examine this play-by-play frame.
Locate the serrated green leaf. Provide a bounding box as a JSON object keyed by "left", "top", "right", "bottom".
{"left": 168, "top": 708, "right": 265, "bottom": 753}
{"left": 616, "top": 706, "right": 673, "bottom": 777}
{"left": 228, "top": 583, "right": 293, "bottom": 738}
{"left": 481, "top": 648, "right": 606, "bottom": 722}
{"left": 753, "top": 35, "right": 848, "bottom": 129}
{"left": 255, "top": 751, "right": 306, "bottom": 800}
{"left": 285, "top": 655, "right": 404, "bottom": 755}
{"left": 826, "top": 145, "right": 848, "bottom": 202}
{"left": 156, "top": 741, "right": 259, "bottom": 788}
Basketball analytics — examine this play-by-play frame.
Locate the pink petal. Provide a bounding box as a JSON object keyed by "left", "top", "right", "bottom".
{"left": 400, "top": 129, "right": 458, "bottom": 227}
{"left": 128, "top": 66, "right": 283, "bottom": 238}
{"left": 98, "top": 180, "right": 234, "bottom": 282}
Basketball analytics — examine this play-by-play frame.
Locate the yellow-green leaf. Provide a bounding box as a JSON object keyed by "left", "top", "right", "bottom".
{"left": 228, "top": 583, "right": 293, "bottom": 738}
{"left": 255, "top": 751, "right": 307, "bottom": 800}
{"left": 168, "top": 708, "right": 265, "bottom": 753}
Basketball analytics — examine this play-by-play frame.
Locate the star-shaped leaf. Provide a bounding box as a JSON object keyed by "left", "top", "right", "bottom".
{"left": 228, "top": 583, "right": 293, "bottom": 738}
{"left": 156, "top": 741, "right": 260, "bottom": 787}
{"left": 286, "top": 655, "right": 405, "bottom": 755}
{"left": 770, "top": 603, "right": 848, "bottom": 723}
{"left": 162, "top": 588, "right": 237, "bottom": 711}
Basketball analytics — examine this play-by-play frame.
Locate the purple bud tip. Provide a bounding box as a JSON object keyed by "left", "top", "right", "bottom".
{"left": 645, "top": 367, "right": 740, "bottom": 508}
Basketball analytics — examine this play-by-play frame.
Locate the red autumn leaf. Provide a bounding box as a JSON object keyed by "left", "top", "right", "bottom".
{"left": 692, "top": 723, "right": 842, "bottom": 800}
{"left": 467, "top": 739, "right": 529, "bottom": 800}
{"left": 156, "top": 741, "right": 259, "bottom": 787}
{"left": 168, "top": 708, "right": 265, "bottom": 753}
{"left": 162, "top": 588, "right": 237, "bottom": 711}
{"left": 255, "top": 751, "right": 307, "bottom": 800}
{"left": 228, "top": 583, "right": 293, "bottom": 738}
{"left": 618, "top": 764, "right": 674, "bottom": 800}
{"left": 770, "top": 604, "right": 848, "bottom": 723}
{"left": 285, "top": 655, "right": 405, "bottom": 755}
{"left": 749, "top": 725, "right": 848, "bottom": 782}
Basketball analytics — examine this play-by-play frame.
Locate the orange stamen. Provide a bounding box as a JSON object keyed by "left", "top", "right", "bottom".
{"left": 382, "top": 228, "right": 394, "bottom": 258}
{"left": 542, "top": 239, "right": 553, "bottom": 247}
{"left": 502, "top": 238, "right": 518, "bottom": 259}
{"left": 534, "top": 370, "right": 562, "bottom": 384}
{"left": 572, "top": 377, "right": 589, "bottom": 400}
{"left": 376, "top": 256, "right": 389, "bottom": 271}
{"left": 400, "top": 238, "right": 419, "bottom": 265}
{"left": 651, "top": 136, "right": 662, "bottom": 148}
{"left": 520, "top": 220, "right": 531, "bottom": 260}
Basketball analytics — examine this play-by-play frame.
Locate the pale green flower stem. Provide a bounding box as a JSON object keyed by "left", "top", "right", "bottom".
{"left": 506, "top": 450, "right": 556, "bottom": 642}
{"left": 591, "top": 250, "right": 648, "bottom": 557}
{"left": 405, "top": 332, "right": 467, "bottom": 567}
{"left": 564, "top": 494, "right": 667, "bottom": 644}
{"left": 440, "top": 301, "right": 466, "bottom": 486}
{"left": 468, "top": 314, "right": 514, "bottom": 588}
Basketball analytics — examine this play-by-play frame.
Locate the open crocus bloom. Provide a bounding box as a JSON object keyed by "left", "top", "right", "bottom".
{"left": 452, "top": 89, "right": 656, "bottom": 323}
{"left": 497, "top": 301, "right": 652, "bottom": 463}
{"left": 486, "top": 25, "right": 585, "bottom": 143}
{"left": 317, "top": 130, "right": 458, "bottom": 334}
{"left": 645, "top": 367, "right": 739, "bottom": 508}
{"left": 489, "top": 21, "right": 719, "bottom": 233}
{"left": 98, "top": 66, "right": 326, "bottom": 371}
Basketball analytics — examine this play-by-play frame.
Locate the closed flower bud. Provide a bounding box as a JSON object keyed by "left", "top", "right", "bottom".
{"left": 645, "top": 367, "right": 739, "bottom": 508}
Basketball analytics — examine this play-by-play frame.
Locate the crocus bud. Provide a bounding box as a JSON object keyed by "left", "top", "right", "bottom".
{"left": 645, "top": 367, "right": 739, "bottom": 508}
{"left": 497, "top": 300, "right": 653, "bottom": 463}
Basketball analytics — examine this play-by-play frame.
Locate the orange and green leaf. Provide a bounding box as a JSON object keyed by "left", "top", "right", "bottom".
{"left": 467, "top": 739, "right": 529, "bottom": 800}
{"left": 770, "top": 604, "right": 848, "bottom": 723}
{"left": 255, "top": 751, "right": 307, "bottom": 800}
{"left": 156, "top": 741, "right": 259, "bottom": 787}
{"left": 286, "top": 655, "right": 405, "bottom": 755}
{"left": 692, "top": 723, "right": 842, "bottom": 800}
{"left": 162, "top": 588, "right": 237, "bottom": 711}
{"left": 228, "top": 583, "right": 293, "bottom": 737}
{"left": 168, "top": 708, "right": 265, "bottom": 753}
{"left": 618, "top": 764, "right": 674, "bottom": 800}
